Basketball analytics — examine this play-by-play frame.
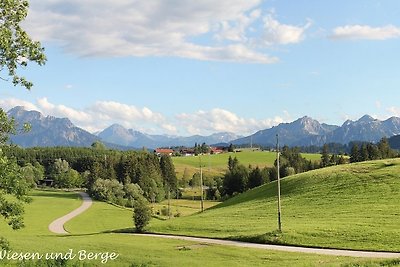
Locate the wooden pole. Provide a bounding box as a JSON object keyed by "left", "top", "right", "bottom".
{"left": 276, "top": 134, "right": 282, "bottom": 232}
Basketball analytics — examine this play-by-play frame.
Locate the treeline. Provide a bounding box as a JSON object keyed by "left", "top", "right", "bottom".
{"left": 1, "top": 145, "right": 177, "bottom": 206}
{"left": 349, "top": 138, "right": 397, "bottom": 163}
{"left": 222, "top": 146, "right": 322, "bottom": 197}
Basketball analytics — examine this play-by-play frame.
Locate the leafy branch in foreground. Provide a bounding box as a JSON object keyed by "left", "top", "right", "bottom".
{"left": 0, "top": 0, "right": 46, "bottom": 89}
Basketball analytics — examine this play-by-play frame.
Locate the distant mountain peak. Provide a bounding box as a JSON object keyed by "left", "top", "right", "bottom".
{"left": 6, "top": 107, "right": 99, "bottom": 147}
{"left": 357, "top": 114, "right": 375, "bottom": 123}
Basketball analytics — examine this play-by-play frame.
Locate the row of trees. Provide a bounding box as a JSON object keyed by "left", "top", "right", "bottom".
{"left": 2, "top": 146, "right": 178, "bottom": 205}
{"left": 350, "top": 138, "right": 396, "bottom": 163}
{"left": 222, "top": 146, "right": 321, "bottom": 197}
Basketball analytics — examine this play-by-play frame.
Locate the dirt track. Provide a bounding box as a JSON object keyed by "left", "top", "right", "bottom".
{"left": 48, "top": 192, "right": 92, "bottom": 234}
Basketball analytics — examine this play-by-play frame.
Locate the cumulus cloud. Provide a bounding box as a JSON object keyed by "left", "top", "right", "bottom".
{"left": 23, "top": 0, "right": 309, "bottom": 63}
{"left": 0, "top": 98, "right": 289, "bottom": 136}
{"left": 175, "top": 108, "right": 288, "bottom": 135}
{"left": 0, "top": 98, "right": 39, "bottom": 111}
{"left": 387, "top": 106, "right": 400, "bottom": 117}
{"left": 330, "top": 24, "right": 400, "bottom": 40}
{"left": 261, "top": 14, "right": 312, "bottom": 46}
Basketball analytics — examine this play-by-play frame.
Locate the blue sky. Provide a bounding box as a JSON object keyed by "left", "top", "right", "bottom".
{"left": 1, "top": 0, "right": 400, "bottom": 136}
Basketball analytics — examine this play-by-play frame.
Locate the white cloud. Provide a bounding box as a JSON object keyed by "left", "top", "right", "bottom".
{"left": 175, "top": 108, "right": 288, "bottom": 135}
{"left": 0, "top": 98, "right": 39, "bottom": 111}
{"left": 215, "top": 9, "right": 261, "bottom": 42}
{"left": 331, "top": 24, "right": 400, "bottom": 40}
{"left": 261, "top": 14, "right": 312, "bottom": 46}
{"left": 387, "top": 106, "right": 400, "bottom": 117}
{"left": 23, "top": 1, "right": 308, "bottom": 64}
{"left": 0, "top": 98, "right": 289, "bottom": 136}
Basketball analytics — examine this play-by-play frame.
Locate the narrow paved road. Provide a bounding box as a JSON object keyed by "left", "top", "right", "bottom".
{"left": 48, "top": 192, "right": 92, "bottom": 234}
{"left": 133, "top": 234, "right": 400, "bottom": 259}
{"left": 48, "top": 193, "right": 400, "bottom": 258}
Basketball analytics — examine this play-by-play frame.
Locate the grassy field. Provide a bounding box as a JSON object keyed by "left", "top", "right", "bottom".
{"left": 173, "top": 150, "right": 321, "bottom": 178}
{"left": 151, "top": 159, "right": 400, "bottom": 252}
{"left": 0, "top": 190, "right": 384, "bottom": 266}
{"left": 151, "top": 199, "right": 221, "bottom": 218}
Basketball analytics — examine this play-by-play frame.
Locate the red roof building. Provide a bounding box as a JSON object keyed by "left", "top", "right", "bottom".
{"left": 154, "top": 148, "right": 174, "bottom": 156}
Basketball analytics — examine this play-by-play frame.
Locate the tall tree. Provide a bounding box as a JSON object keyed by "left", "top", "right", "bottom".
{"left": 159, "top": 155, "right": 177, "bottom": 195}
{"left": 350, "top": 144, "right": 360, "bottom": 163}
{"left": 320, "top": 144, "right": 330, "bottom": 167}
{"left": 0, "top": 109, "right": 31, "bottom": 248}
{"left": 1, "top": 0, "right": 46, "bottom": 89}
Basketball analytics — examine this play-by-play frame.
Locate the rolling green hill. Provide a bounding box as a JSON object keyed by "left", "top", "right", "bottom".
{"left": 0, "top": 191, "right": 375, "bottom": 266}
{"left": 151, "top": 158, "right": 400, "bottom": 252}
{"left": 173, "top": 150, "right": 321, "bottom": 178}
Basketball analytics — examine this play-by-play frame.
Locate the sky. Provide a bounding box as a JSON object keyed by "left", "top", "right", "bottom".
{"left": 1, "top": 0, "right": 400, "bottom": 136}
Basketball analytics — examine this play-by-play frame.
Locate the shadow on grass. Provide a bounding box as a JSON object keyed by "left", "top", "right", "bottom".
{"left": 226, "top": 230, "right": 286, "bottom": 245}
{"left": 103, "top": 228, "right": 136, "bottom": 234}
{"left": 31, "top": 190, "right": 81, "bottom": 200}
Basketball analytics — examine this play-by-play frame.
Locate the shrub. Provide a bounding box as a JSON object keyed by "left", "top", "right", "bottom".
{"left": 133, "top": 199, "right": 152, "bottom": 232}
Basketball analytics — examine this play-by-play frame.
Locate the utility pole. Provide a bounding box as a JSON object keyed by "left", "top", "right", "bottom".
{"left": 168, "top": 189, "right": 171, "bottom": 219}
{"left": 199, "top": 155, "right": 204, "bottom": 212}
{"left": 276, "top": 134, "right": 282, "bottom": 232}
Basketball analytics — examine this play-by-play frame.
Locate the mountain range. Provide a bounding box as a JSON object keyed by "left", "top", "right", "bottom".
{"left": 97, "top": 123, "right": 242, "bottom": 148}
{"left": 5, "top": 106, "right": 400, "bottom": 149}
{"left": 6, "top": 107, "right": 241, "bottom": 149}
{"left": 233, "top": 115, "right": 400, "bottom": 147}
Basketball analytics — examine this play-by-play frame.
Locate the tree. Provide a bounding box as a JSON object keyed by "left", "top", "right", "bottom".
{"left": 360, "top": 144, "right": 369, "bottom": 162}
{"left": 124, "top": 183, "right": 145, "bottom": 207}
{"left": 248, "top": 166, "right": 265, "bottom": 189}
{"left": 133, "top": 198, "right": 152, "bottom": 232}
{"left": 91, "top": 178, "right": 124, "bottom": 203}
{"left": 228, "top": 156, "right": 238, "bottom": 172}
{"left": 159, "top": 155, "right": 177, "bottom": 195}
{"left": 1, "top": 0, "right": 46, "bottom": 89}
{"left": 350, "top": 144, "right": 360, "bottom": 163}
{"left": 378, "top": 137, "right": 393, "bottom": 159}
{"left": 91, "top": 141, "right": 106, "bottom": 150}
{"left": 223, "top": 158, "right": 249, "bottom": 196}
{"left": 228, "top": 143, "right": 234, "bottom": 152}
{"left": 0, "top": 109, "right": 31, "bottom": 248}
{"left": 320, "top": 144, "right": 330, "bottom": 167}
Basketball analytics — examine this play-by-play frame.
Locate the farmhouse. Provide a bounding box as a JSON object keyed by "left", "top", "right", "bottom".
{"left": 154, "top": 148, "right": 174, "bottom": 156}
{"left": 210, "top": 146, "right": 224, "bottom": 154}
{"left": 180, "top": 148, "right": 195, "bottom": 156}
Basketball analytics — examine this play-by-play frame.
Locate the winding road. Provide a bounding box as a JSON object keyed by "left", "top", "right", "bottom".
{"left": 48, "top": 192, "right": 400, "bottom": 258}
{"left": 48, "top": 192, "right": 92, "bottom": 234}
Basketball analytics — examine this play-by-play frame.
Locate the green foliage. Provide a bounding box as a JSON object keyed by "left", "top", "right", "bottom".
{"left": 0, "top": 108, "right": 16, "bottom": 143}
{"left": 0, "top": 0, "right": 46, "bottom": 89}
{"left": 350, "top": 138, "right": 397, "bottom": 163}
{"left": 160, "top": 155, "right": 177, "bottom": 194}
{"left": 91, "top": 178, "right": 124, "bottom": 203}
{"left": 2, "top": 147, "right": 169, "bottom": 202}
{"left": 278, "top": 146, "right": 314, "bottom": 175}
{"left": 133, "top": 199, "right": 152, "bottom": 232}
{"left": 0, "top": 152, "right": 30, "bottom": 230}
{"left": 320, "top": 144, "right": 330, "bottom": 167}
{"left": 248, "top": 166, "right": 268, "bottom": 189}
{"left": 124, "top": 183, "right": 146, "bottom": 207}
{"left": 49, "top": 159, "right": 83, "bottom": 188}
{"left": 21, "top": 162, "right": 44, "bottom": 187}
{"left": 223, "top": 162, "right": 249, "bottom": 196}
{"left": 91, "top": 140, "right": 106, "bottom": 150}
{"left": 0, "top": 236, "right": 10, "bottom": 250}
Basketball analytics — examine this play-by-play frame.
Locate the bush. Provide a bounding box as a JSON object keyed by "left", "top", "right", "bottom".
{"left": 133, "top": 199, "right": 152, "bottom": 232}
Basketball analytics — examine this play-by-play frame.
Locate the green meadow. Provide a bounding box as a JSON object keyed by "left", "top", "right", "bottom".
{"left": 151, "top": 159, "right": 400, "bottom": 252}
{"left": 2, "top": 159, "right": 400, "bottom": 266}
{"left": 173, "top": 150, "right": 321, "bottom": 178}
{"left": 0, "top": 191, "right": 385, "bottom": 266}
